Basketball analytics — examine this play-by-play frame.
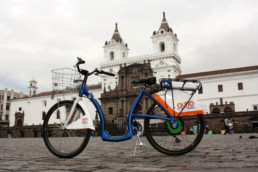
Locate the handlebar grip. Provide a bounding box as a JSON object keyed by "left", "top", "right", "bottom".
{"left": 77, "top": 57, "right": 85, "bottom": 65}
{"left": 100, "top": 70, "right": 115, "bottom": 77}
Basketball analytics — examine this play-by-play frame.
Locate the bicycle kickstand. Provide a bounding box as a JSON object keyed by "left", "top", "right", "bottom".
{"left": 133, "top": 132, "right": 145, "bottom": 156}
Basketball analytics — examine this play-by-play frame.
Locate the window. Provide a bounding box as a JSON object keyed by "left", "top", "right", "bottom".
{"left": 19, "top": 107, "right": 22, "bottom": 111}
{"left": 198, "top": 86, "right": 203, "bottom": 94}
{"left": 6, "top": 105, "right": 9, "bottom": 110}
{"left": 110, "top": 51, "right": 114, "bottom": 60}
{"left": 224, "top": 107, "right": 233, "bottom": 113}
{"left": 5, "top": 115, "right": 8, "bottom": 120}
{"left": 108, "top": 107, "right": 113, "bottom": 115}
{"left": 7, "top": 96, "right": 10, "bottom": 101}
{"left": 145, "top": 73, "right": 148, "bottom": 77}
{"left": 218, "top": 85, "right": 223, "bottom": 92}
{"left": 43, "top": 101, "right": 47, "bottom": 107}
{"left": 212, "top": 108, "right": 220, "bottom": 114}
{"left": 238, "top": 82, "right": 243, "bottom": 90}
{"left": 160, "top": 42, "right": 165, "bottom": 52}
{"left": 254, "top": 105, "right": 258, "bottom": 111}
{"left": 56, "top": 110, "right": 60, "bottom": 119}
{"left": 42, "top": 112, "right": 46, "bottom": 120}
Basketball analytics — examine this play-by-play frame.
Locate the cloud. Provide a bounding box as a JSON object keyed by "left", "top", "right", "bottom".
{"left": 0, "top": 0, "right": 258, "bottom": 94}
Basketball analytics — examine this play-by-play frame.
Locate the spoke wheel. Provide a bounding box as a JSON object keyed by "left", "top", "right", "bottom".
{"left": 144, "top": 104, "right": 204, "bottom": 155}
{"left": 42, "top": 100, "right": 91, "bottom": 158}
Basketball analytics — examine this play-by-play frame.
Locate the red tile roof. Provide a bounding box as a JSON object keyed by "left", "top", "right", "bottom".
{"left": 13, "top": 84, "right": 102, "bottom": 100}
{"left": 177, "top": 65, "right": 258, "bottom": 79}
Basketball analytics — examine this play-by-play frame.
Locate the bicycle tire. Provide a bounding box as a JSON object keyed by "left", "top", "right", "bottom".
{"left": 42, "top": 100, "right": 91, "bottom": 158}
{"left": 144, "top": 104, "right": 204, "bottom": 155}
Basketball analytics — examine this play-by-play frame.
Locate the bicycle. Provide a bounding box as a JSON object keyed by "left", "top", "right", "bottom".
{"left": 42, "top": 57, "right": 205, "bottom": 158}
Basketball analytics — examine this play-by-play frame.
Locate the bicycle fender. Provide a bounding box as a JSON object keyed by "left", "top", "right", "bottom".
{"left": 78, "top": 100, "right": 95, "bottom": 130}
{"left": 153, "top": 90, "right": 205, "bottom": 116}
{"left": 66, "top": 100, "right": 95, "bottom": 130}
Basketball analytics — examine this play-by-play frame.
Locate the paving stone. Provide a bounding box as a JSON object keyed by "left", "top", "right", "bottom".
{"left": 0, "top": 134, "right": 258, "bottom": 171}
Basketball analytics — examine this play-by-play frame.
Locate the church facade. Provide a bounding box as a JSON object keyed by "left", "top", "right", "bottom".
{"left": 100, "top": 12, "right": 181, "bottom": 91}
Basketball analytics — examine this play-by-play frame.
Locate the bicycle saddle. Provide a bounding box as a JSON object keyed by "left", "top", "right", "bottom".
{"left": 132, "top": 77, "right": 156, "bottom": 85}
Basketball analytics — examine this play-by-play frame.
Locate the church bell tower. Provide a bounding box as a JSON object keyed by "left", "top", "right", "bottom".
{"left": 103, "top": 23, "right": 129, "bottom": 62}
{"left": 151, "top": 12, "right": 179, "bottom": 54}
{"left": 28, "top": 79, "right": 38, "bottom": 97}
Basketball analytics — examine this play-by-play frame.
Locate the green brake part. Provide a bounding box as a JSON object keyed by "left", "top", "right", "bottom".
{"left": 165, "top": 119, "right": 183, "bottom": 135}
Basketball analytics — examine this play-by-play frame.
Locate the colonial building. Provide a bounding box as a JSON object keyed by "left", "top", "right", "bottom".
{"left": 177, "top": 66, "right": 258, "bottom": 114}
{"left": 0, "top": 89, "right": 25, "bottom": 127}
{"left": 9, "top": 84, "right": 101, "bottom": 127}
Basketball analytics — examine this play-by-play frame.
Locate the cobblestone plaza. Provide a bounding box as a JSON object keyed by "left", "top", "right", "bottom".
{"left": 0, "top": 134, "right": 257, "bottom": 171}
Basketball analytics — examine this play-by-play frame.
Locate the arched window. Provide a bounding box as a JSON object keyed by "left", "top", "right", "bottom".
{"left": 160, "top": 42, "right": 165, "bottom": 52}
{"left": 224, "top": 107, "right": 233, "bottom": 113}
{"left": 110, "top": 51, "right": 114, "bottom": 60}
{"left": 212, "top": 108, "right": 220, "bottom": 114}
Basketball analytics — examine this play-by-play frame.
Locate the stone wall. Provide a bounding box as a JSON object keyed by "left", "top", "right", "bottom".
{"left": 203, "top": 111, "right": 258, "bottom": 133}
{"left": 1, "top": 111, "right": 258, "bottom": 138}
{"left": 0, "top": 125, "right": 42, "bottom": 138}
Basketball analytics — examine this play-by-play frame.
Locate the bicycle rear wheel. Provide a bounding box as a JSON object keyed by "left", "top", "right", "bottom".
{"left": 144, "top": 104, "right": 204, "bottom": 155}
{"left": 42, "top": 100, "right": 91, "bottom": 158}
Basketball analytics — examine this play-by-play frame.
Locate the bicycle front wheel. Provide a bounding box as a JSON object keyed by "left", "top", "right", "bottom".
{"left": 42, "top": 100, "right": 91, "bottom": 158}
{"left": 144, "top": 104, "right": 204, "bottom": 155}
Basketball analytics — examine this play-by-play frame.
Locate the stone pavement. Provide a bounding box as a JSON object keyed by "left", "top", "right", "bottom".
{"left": 0, "top": 133, "right": 258, "bottom": 172}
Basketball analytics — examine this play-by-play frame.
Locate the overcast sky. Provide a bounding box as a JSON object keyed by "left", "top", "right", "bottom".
{"left": 1, "top": 0, "right": 258, "bottom": 94}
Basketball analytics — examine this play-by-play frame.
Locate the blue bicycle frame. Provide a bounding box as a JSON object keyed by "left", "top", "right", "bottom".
{"left": 79, "top": 82, "right": 174, "bottom": 142}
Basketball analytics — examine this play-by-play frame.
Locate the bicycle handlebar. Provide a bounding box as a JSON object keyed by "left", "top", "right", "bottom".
{"left": 76, "top": 57, "right": 115, "bottom": 77}
{"left": 98, "top": 70, "right": 115, "bottom": 76}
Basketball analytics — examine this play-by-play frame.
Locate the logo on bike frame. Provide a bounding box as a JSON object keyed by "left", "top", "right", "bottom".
{"left": 82, "top": 118, "right": 88, "bottom": 125}
{"left": 177, "top": 101, "right": 195, "bottom": 110}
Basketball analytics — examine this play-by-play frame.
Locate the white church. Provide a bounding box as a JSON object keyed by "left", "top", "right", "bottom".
{"left": 8, "top": 12, "right": 258, "bottom": 127}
